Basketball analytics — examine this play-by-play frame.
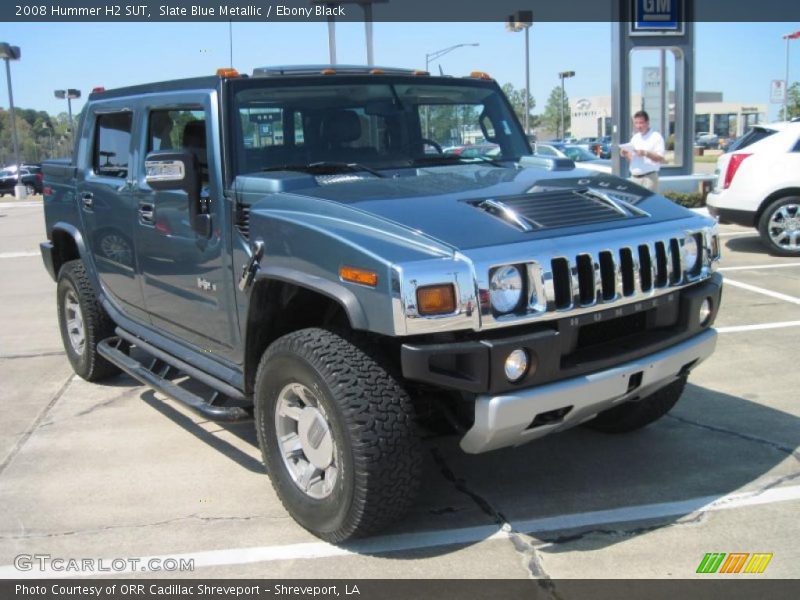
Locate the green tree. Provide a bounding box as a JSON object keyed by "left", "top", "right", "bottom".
{"left": 540, "top": 86, "right": 571, "bottom": 138}
{"left": 778, "top": 82, "right": 800, "bottom": 121}
{"left": 501, "top": 83, "right": 537, "bottom": 131}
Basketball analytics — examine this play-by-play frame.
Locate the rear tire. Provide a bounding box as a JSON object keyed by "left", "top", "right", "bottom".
{"left": 758, "top": 196, "right": 800, "bottom": 256}
{"left": 584, "top": 377, "right": 686, "bottom": 434}
{"left": 254, "top": 328, "right": 421, "bottom": 542}
{"left": 56, "top": 260, "right": 119, "bottom": 381}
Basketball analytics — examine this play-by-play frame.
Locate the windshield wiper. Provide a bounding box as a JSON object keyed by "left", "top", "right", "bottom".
{"left": 409, "top": 155, "right": 509, "bottom": 168}
{"left": 261, "top": 161, "right": 386, "bottom": 178}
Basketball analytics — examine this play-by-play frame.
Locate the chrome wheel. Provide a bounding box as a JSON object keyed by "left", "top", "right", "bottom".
{"left": 274, "top": 382, "right": 338, "bottom": 500}
{"left": 25, "top": 184, "right": 35, "bottom": 196}
{"left": 767, "top": 203, "right": 800, "bottom": 251}
{"left": 64, "top": 290, "right": 86, "bottom": 355}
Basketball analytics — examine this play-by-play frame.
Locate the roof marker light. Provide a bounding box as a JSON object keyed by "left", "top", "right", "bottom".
{"left": 216, "top": 68, "right": 240, "bottom": 78}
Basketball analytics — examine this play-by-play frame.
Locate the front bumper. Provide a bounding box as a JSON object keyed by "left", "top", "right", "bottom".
{"left": 401, "top": 275, "right": 722, "bottom": 395}
{"left": 460, "top": 328, "right": 717, "bottom": 453}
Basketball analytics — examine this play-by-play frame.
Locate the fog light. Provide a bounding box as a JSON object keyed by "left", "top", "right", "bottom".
{"left": 699, "top": 297, "right": 713, "bottom": 326}
{"left": 504, "top": 349, "right": 529, "bottom": 382}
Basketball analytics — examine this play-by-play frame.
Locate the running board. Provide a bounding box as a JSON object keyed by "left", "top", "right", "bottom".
{"left": 97, "top": 337, "right": 251, "bottom": 422}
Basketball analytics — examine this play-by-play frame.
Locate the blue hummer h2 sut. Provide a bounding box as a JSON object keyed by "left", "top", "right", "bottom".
{"left": 40, "top": 66, "right": 722, "bottom": 542}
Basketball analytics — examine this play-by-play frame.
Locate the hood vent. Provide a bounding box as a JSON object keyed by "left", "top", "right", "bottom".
{"left": 236, "top": 203, "right": 251, "bottom": 240}
{"left": 470, "top": 188, "right": 648, "bottom": 231}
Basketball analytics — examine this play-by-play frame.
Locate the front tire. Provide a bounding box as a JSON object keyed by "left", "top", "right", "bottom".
{"left": 56, "top": 260, "right": 119, "bottom": 381}
{"left": 758, "top": 196, "right": 800, "bottom": 256}
{"left": 254, "top": 328, "right": 422, "bottom": 542}
{"left": 584, "top": 377, "right": 686, "bottom": 434}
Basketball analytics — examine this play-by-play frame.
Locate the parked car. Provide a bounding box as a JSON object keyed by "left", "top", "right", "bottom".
{"left": 542, "top": 142, "right": 612, "bottom": 174}
{"left": 707, "top": 121, "right": 800, "bottom": 255}
{"left": 694, "top": 132, "right": 720, "bottom": 149}
{"left": 0, "top": 165, "right": 43, "bottom": 196}
{"left": 443, "top": 143, "right": 498, "bottom": 158}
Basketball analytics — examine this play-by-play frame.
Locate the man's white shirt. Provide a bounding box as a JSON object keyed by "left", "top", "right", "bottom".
{"left": 629, "top": 129, "right": 665, "bottom": 175}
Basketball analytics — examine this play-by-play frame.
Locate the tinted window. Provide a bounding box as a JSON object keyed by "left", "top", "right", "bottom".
{"left": 93, "top": 112, "right": 132, "bottom": 178}
{"left": 148, "top": 109, "right": 205, "bottom": 153}
{"left": 726, "top": 127, "right": 776, "bottom": 153}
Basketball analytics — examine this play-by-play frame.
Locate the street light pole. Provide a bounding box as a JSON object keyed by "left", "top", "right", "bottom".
{"left": 783, "top": 31, "right": 800, "bottom": 120}
{"left": 55, "top": 89, "right": 81, "bottom": 149}
{"left": 506, "top": 11, "right": 533, "bottom": 137}
{"left": 558, "top": 71, "right": 575, "bottom": 139}
{"left": 0, "top": 42, "right": 23, "bottom": 198}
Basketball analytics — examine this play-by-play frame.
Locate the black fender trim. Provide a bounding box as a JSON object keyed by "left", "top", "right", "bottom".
{"left": 254, "top": 266, "right": 369, "bottom": 331}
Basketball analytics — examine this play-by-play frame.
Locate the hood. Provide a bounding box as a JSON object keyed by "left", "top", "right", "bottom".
{"left": 241, "top": 165, "right": 697, "bottom": 251}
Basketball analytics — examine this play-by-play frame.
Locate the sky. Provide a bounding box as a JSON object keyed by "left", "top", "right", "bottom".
{"left": 0, "top": 20, "right": 798, "bottom": 121}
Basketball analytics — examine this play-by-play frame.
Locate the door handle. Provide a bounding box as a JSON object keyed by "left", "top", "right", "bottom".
{"left": 81, "top": 192, "right": 93, "bottom": 210}
{"left": 138, "top": 202, "right": 155, "bottom": 225}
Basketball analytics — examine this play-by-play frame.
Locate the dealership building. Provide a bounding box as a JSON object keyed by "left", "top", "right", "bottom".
{"left": 569, "top": 92, "right": 767, "bottom": 141}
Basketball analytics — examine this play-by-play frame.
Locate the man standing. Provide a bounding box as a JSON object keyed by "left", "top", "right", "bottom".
{"left": 621, "top": 110, "right": 665, "bottom": 192}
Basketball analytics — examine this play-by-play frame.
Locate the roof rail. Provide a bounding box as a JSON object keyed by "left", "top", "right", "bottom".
{"left": 252, "top": 64, "right": 420, "bottom": 77}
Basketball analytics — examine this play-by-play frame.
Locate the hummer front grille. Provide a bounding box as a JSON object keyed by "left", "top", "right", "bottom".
{"left": 546, "top": 237, "right": 690, "bottom": 311}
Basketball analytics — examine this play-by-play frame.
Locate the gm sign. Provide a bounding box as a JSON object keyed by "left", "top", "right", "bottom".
{"left": 631, "top": 0, "right": 684, "bottom": 35}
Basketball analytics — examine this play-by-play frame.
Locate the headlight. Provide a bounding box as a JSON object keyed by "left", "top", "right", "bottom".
{"left": 490, "top": 265, "right": 523, "bottom": 313}
{"left": 683, "top": 234, "right": 701, "bottom": 274}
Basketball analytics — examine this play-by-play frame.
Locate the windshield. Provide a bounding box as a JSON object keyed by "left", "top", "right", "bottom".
{"left": 231, "top": 78, "right": 529, "bottom": 175}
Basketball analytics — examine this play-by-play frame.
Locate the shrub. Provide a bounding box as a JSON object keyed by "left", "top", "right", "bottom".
{"left": 662, "top": 191, "right": 705, "bottom": 208}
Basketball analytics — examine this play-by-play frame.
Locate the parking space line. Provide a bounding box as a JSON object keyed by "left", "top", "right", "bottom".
{"left": 718, "top": 231, "right": 756, "bottom": 238}
{"left": 720, "top": 262, "right": 800, "bottom": 272}
{"left": 724, "top": 278, "right": 800, "bottom": 306}
{"left": 717, "top": 321, "right": 800, "bottom": 334}
{"left": 4, "top": 483, "right": 800, "bottom": 578}
{"left": 0, "top": 201, "right": 42, "bottom": 209}
{"left": 0, "top": 252, "right": 40, "bottom": 259}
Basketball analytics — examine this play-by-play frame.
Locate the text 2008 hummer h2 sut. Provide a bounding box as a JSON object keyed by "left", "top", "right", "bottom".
{"left": 40, "top": 66, "right": 722, "bottom": 542}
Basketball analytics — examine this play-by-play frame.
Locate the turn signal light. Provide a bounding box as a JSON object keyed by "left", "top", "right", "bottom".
{"left": 412, "top": 70, "right": 430, "bottom": 76}
{"left": 340, "top": 266, "right": 378, "bottom": 287}
{"left": 417, "top": 284, "right": 456, "bottom": 316}
{"left": 369, "top": 69, "right": 386, "bottom": 75}
{"left": 216, "top": 68, "right": 240, "bottom": 78}
{"left": 321, "top": 68, "right": 337, "bottom": 75}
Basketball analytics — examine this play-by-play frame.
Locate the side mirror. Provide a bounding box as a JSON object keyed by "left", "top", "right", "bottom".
{"left": 145, "top": 150, "right": 209, "bottom": 238}
{"left": 144, "top": 150, "right": 198, "bottom": 197}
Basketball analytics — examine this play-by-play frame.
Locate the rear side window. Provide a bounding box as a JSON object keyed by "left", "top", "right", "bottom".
{"left": 727, "top": 127, "right": 776, "bottom": 153}
{"left": 93, "top": 112, "right": 133, "bottom": 178}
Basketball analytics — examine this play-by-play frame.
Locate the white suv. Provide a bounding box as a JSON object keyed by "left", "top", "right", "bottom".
{"left": 706, "top": 120, "right": 800, "bottom": 256}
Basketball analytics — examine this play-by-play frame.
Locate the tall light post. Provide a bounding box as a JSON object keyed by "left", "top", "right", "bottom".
{"left": 783, "top": 30, "right": 800, "bottom": 120}
{"left": 315, "top": 1, "right": 387, "bottom": 66}
{"left": 506, "top": 11, "right": 533, "bottom": 137}
{"left": 423, "top": 43, "right": 479, "bottom": 138}
{"left": 424, "top": 42, "right": 480, "bottom": 74}
{"left": 0, "top": 42, "right": 24, "bottom": 198}
{"left": 54, "top": 88, "right": 81, "bottom": 148}
{"left": 558, "top": 70, "right": 575, "bottom": 140}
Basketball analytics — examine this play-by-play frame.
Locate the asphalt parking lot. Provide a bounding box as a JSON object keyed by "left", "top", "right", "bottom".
{"left": 0, "top": 199, "right": 798, "bottom": 581}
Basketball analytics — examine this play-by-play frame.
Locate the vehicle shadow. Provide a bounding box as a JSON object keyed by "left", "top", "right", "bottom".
{"left": 132, "top": 376, "right": 799, "bottom": 558}
{"left": 724, "top": 235, "right": 772, "bottom": 255}
{"left": 359, "top": 382, "right": 799, "bottom": 557}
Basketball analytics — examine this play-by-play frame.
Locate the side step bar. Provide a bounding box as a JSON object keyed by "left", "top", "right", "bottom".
{"left": 97, "top": 337, "right": 251, "bottom": 422}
